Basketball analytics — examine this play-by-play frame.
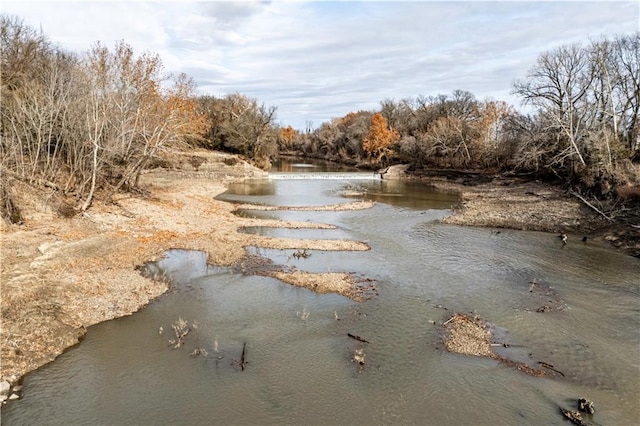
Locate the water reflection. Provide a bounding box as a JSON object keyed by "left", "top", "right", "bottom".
{"left": 225, "top": 179, "right": 276, "bottom": 196}
{"left": 343, "top": 179, "right": 459, "bottom": 210}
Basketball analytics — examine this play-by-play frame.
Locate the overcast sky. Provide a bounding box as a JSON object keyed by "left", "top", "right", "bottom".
{"left": 2, "top": 1, "right": 638, "bottom": 129}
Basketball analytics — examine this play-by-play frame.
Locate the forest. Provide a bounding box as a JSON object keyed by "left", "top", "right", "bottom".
{"left": 1, "top": 14, "right": 639, "bottom": 223}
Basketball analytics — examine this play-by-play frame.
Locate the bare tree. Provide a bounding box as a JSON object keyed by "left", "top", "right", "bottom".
{"left": 612, "top": 33, "right": 640, "bottom": 151}
{"left": 199, "top": 93, "right": 277, "bottom": 168}
{"left": 513, "top": 44, "right": 595, "bottom": 167}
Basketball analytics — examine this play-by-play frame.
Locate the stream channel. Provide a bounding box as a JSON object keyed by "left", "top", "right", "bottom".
{"left": 3, "top": 159, "right": 639, "bottom": 425}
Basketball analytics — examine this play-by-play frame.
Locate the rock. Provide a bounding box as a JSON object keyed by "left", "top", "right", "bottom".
{"left": 0, "top": 394, "right": 7, "bottom": 403}
{"left": 379, "top": 164, "right": 409, "bottom": 180}
{"left": 37, "top": 241, "right": 64, "bottom": 255}
{"left": 8, "top": 393, "right": 19, "bottom": 400}
{"left": 578, "top": 398, "right": 595, "bottom": 415}
{"left": 0, "top": 381, "right": 10, "bottom": 396}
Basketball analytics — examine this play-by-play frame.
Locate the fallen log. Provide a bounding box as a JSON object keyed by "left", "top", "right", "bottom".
{"left": 538, "top": 361, "right": 565, "bottom": 377}
{"left": 348, "top": 333, "right": 370, "bottom": 343}
{"left": 560, "top": 407, "right": 586, "bottom": 425}
{"left": 568, "top": 189, "right": 613, "bottom": 222}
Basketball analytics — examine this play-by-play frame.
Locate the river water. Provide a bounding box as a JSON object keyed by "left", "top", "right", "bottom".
{"left": 3, "top": 160, "right": 639, "bottom": 425}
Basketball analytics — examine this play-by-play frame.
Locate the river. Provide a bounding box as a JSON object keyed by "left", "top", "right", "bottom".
{"left": 3, "top": 159, "right": 639, "bottom": 425}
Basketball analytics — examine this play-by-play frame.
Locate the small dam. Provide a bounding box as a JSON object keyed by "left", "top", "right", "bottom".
{"left": 268, "top": 172, "right": 381, "bottom": 180}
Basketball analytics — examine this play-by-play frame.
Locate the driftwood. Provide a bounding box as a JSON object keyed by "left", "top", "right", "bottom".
{"left": 538, "top": 361, "right": 565, "bottom": 377}
{"left": 568, "top": 189, "right": 613, "bottom": 222}
{"left": 348, "top": 333, "right": 370, "bottom": 343}
{"left": 240, "top": 342, "right": 248, "bottom": 371}
{"left": 578, "top": 398, "right": 595, "bottom": 415}
{"left": 442, "top": 317, "right": 455, "bottom": 326}
{"left": 169, "top": 327, "right": 190, "bottom": 349}
{"left": 490, "top": 343, "right": 525, "bottom": 348}
{"left": 292, "top": 249, "right": 311, "bottom": 259}
{"left": 560, "top": 407, "right": 586, "bottom": 425}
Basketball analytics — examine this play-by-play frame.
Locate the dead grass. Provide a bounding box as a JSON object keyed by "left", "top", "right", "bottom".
{"left": 441, "top": 313, "right": 548, "bottom": 377}
{"left": 268, "top": 271, "right": 376, "bottom": 301}
{"left": 442, "top": 313, "right": 493, "bottom": 357}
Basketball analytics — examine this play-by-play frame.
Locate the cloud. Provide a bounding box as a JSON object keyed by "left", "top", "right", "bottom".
{"left": 2, "top": 0, "right": 638, "bottom": 128}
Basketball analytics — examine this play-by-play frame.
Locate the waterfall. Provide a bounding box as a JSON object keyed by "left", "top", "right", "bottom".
{"left": 268, "top": 172, "right": 381, "bottom": 180}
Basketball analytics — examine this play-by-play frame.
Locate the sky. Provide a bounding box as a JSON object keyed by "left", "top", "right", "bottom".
{"left": 2, "top": 1, "right": 638, "bottom": 129}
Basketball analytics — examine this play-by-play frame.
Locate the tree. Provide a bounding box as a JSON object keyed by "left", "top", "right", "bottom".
{"left": 279, "top": 125, "right": 297, "bottom": 148}
{"left": 513, "top": 44, "right": 594, "bottom": 167}
{"left": 222, "top": 93, "right": 277, "bottom": 167}
{"left": 362, "top": 113, "right": 399, "bottom": 164}
{"left": 473, "top": 100, "right": 516, "bottom": 167}
{"left": 512, "top": 34, "right": 640, "bottom": 192}
{"left": 612, "top": 33, "right": 640, "bottom": 151}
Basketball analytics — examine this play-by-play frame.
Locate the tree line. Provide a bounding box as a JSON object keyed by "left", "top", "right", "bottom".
{"left": 1, "top": 14, "right": 638, "bottom": 223}
{"left": 283, "top": 33, "right": 639, "bottom": 199}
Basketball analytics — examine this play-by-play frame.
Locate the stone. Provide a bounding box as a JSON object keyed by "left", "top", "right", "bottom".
{"left": 9, "top": 393, "right": 19, "bottom": 400}
{"left": 379, "top": 164, "right": 409, "bottom": 180}
{"left": 578, "top": 398, "right": 595, "bottom": 415}
{"left": 0, "top": 381, "right": 10, "bottom": 396}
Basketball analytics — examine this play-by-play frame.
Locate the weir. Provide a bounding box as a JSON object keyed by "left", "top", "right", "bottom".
{"left": 268, "top": 172, "right": 381, "bottom": 180}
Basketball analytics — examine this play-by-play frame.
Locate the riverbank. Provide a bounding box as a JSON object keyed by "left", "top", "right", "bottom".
{"left": 1, "top": 152, "right": 637, "bottom": 397}
{"left": 424, "top": 173, "right": 639, "bottom": 258}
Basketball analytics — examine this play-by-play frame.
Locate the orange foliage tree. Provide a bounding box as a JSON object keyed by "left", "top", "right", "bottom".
{"left": 476, "top": 100, "right": 514, "bottom": 145}
{"left": 362, "top": 113, "right": 400, "bottom": 164}
{"left": 279, "top": 125, "right": 297, "bottom": 147}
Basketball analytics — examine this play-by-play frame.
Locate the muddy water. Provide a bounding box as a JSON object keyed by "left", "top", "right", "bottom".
{"left": 3, "top": 160, "right": 639, "bottom": 425}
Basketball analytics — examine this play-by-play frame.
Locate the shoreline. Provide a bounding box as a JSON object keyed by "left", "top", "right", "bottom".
{"left": 1, "top": 152, "right": 637, "bottom": 396}
{"left": 424, "top": 174, "right": 639, "bottom": 257}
